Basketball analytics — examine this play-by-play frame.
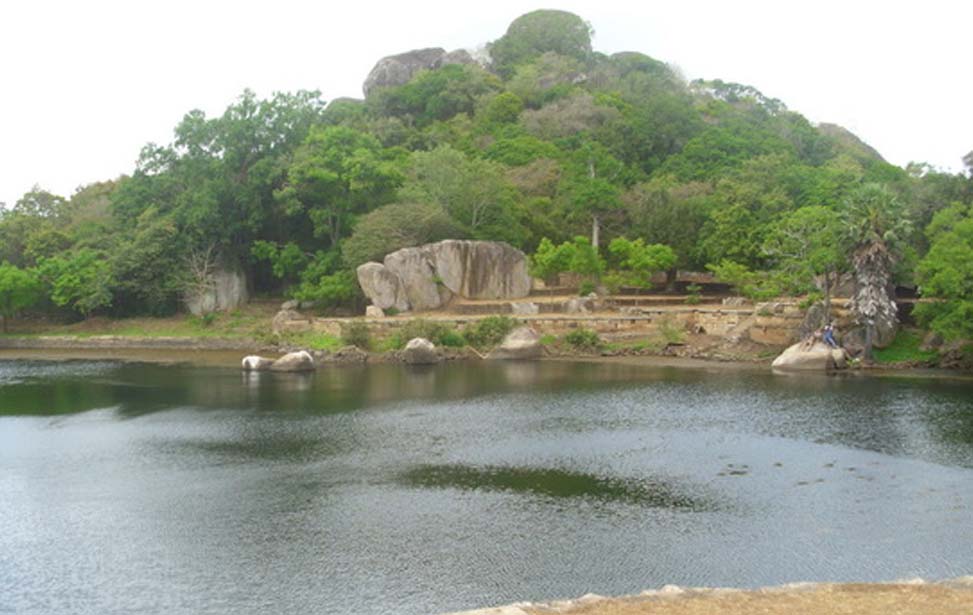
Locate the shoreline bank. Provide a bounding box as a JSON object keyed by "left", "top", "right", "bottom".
{"left": 2, "top": 335, "right": 971, "bottom": 381}
{"left": 448, "top": 577, "right": 973, "bottom": 615}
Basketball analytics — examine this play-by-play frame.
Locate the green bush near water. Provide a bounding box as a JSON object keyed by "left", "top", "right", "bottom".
{"left": 386, "top": 319, "right": 466, "bottom": 350}
{"left": 463, "top": 316, "right": 516, "bottom": 350}
{"left": 563, "top": 328, "right": 602, "bottom": 352}
{"left": 873, "top": 329, "right": 938, "bottom": 364}
{"left": 340, "top": 321, "right": 372, "bottom": 349}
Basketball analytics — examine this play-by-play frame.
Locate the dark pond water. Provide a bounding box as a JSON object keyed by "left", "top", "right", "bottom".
{"left": 1, "top": 358, "right": 972, "bottom": 615}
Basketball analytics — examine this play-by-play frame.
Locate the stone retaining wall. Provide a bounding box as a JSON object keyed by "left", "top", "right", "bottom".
{"left": 277, "top": 304, "right": 807, "bottom": 345}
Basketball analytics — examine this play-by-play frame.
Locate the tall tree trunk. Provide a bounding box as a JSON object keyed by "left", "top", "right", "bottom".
{"left": 851, "top": 241, "right": 898, "bottom": 355}
{"left": 823, "top": 272, "right": 832, "bottom": 322}
{"left": 588, "top": 158, "right": 599, "bottom": 251}
{"left": 666, "top": 267, "right": 677, "bottom": 293}
{"left": 1, "top": 314, "right": 6, "bottom": 334}
{"left": 864, "top": 319, "right": 875, "bottom": 363}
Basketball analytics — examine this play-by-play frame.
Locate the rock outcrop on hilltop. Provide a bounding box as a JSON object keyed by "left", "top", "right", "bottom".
{"left": 362, "top": 48, "right": 477, "bottom": 96}
{"left": 356, "top": 240, "right": 531, "bottom": 312}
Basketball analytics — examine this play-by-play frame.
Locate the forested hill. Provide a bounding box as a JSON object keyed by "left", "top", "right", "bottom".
{"left": 1, "top": 10, "right": 972, "bottom": 340}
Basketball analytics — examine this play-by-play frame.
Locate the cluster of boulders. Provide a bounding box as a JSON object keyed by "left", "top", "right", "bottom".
{"left": 357, "top": 240, "right": 532, "bottom": 312}
{"left": 242, "top": 325, "right": 547, "bottom": 372}
{"left": 243, "top": 350, "right": 315, "bottom": 372}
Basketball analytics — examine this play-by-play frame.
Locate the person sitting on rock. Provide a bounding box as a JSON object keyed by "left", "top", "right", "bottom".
{"left": 822, "top": 322, "right": 839, "bottom": 349}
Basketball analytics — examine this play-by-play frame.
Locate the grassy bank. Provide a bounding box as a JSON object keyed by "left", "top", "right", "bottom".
{"left": 1, "top": 304, "right": 277, "bottom": 342}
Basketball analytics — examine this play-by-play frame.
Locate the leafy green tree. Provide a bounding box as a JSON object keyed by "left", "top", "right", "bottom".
{"left": 530, "top": 237, "right": 574, "bottom": 281}
{"left": 623, "top": 179, "right": 712, "bottom": 271}
{"left": 485, "top": 134, "right": 561, "bottom": 166}
{"left": 507, "top": 52, "right": 585, "bottom": 107}
{"left": 904, "top": 163, "right": 971, "bottom": 254}
{"left": 489, "top": 10, "right": 593, "bottom": 77}
{"left": 658, "top": 115, "right": 792, "bottom": 182}
{"left": 0, "top": 263, "right": 41, "bottom": 332}
{"left": 763, "top": 205, "right": 845, "bottom": 318}
{"left": 559, "top": 141, "right": 627, "bottom": 249}
{"left": 707, "top": 259, "right": 781, "bottom": 301}
{"left": 913, "top": 203, "right": 973, "bottom": 340}
{"left": 0, "top": 186, "right": 72, "bottom": 268}
{"left": 373, "top": 64, "right": 501, "bottom": 126}
{"left": 13, "top": 185, "right": 68, "bottom": 219}
{"left": 400, "top": 145, "right": 517, "bottom": 238}
{"left": 698, "top": 154, "right": 799, "bottom": 269}
{"left": 277, "top": 125, "right": 404, "bottom": 248}
{"left": 342, "top": 202, "right": 465, "bottom": 268}
{"left": 250, "top": 241, "right": 308, "bottom": 286}
{"left": 606, "top": 237, "right": 677, "bottom": 288}
{"left": 521, "top": 92, "right": 620, "bottom": 141}
{"left": 291, "top": 252, "right": 359, "bottom": 309}
{"left": 476, "top": 92, "right": 525, "bottom": 127}
{"left": 529, "top": 236, "right": 603, "bottom": 282}
{"left": 37, "top": 249, "right": 114, "bottom": 318}
{"left": 113, "top": 90, "right": 326, "bottom": 262}
{"left": 108, "top": 207, "right": 186, "bottom": 315}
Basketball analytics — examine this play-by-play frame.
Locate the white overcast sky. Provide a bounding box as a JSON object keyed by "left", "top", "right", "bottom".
{"left": 1, "top": 0, "right": 970, "bottom": 207}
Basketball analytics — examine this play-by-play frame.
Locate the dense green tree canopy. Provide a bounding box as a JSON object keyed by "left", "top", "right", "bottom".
{"left": 0, "top": 263, "right": 41, "bottom": 332}
{"left": 914, "top": 203, "right": 973, "bottom": 340}
{"left": 4, "top": 10, "right": 970, "bottom": 339}
{"left": 489, "top": 10, "right": 593, "bottom": 77}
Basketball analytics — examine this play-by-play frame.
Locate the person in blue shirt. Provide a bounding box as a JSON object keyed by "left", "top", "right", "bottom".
{"left": 823, "top": 322, "right": 839, "bottom": 348}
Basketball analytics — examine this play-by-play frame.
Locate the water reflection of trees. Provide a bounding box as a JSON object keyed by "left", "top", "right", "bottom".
{"left": 5, "top": 361, "right": 973, "bottom": 471}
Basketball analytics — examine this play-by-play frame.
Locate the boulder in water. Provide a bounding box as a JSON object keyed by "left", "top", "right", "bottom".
{"left": 270, "top": 350, "right": 315, "bottom": 372}
{"left": 403, "top": 337, "right": 441, "bottom": 365}
{"left": 241, "top": 355, "right": 274, "bottom": 371}
{"left": 772, "top": 341, "right": 847, "bottom": 371}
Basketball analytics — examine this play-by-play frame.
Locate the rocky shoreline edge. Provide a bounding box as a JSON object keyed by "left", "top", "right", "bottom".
{"left": 1, "top": 334, "right": 968, "bottom": 377}
{"left": 446, "top": 577, "right": 973, "bottom": 615}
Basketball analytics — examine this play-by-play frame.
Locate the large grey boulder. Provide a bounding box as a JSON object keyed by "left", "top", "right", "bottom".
{"left": 185, "top": 265, "right": 249, "bottom": 316}
{"left": 363, "top": 47, "right": 446, "bottom": 97}
{"left": 384, "top": 247, "right": 452, "bottom": 311}
{"left": 428, "top": 240, "right": 531, "bottom": 300}
{"left": 357, "top": 262, "right": 409, "bottom": 312}
{"left": 403, "top": 337, "right": 441, "bottom": 365}
{"left": 772, "top": 341, "right": 847, "bottom": 371}
{"left": 487, "top": 326, "right": 543, "bottom": 360}
{"left": 356, "top": 240, "right": 531, "bottom": 312}
{"left": 270, "top": 350, "right": 315, "bottom": 372}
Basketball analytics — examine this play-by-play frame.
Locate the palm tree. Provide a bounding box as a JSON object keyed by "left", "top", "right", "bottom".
{"left": 841, "top": 183, "right": 911, "bottom": 361}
